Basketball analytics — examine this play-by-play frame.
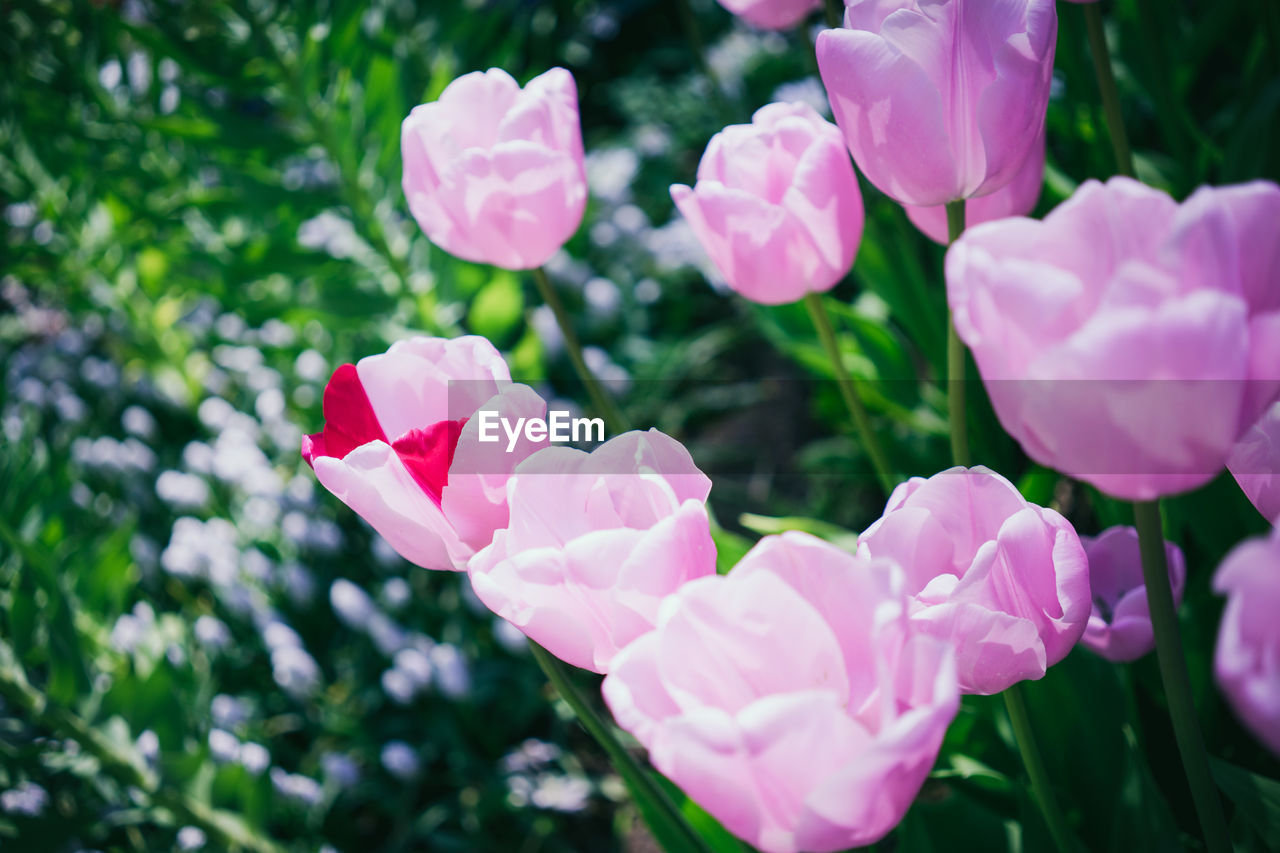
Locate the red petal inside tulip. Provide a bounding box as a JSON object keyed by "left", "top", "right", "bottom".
{"left": 392, "top": 418, "right": 468, "bottom": 506}
{"left": 304, "top": 363, "right": 388, "bottom": 465}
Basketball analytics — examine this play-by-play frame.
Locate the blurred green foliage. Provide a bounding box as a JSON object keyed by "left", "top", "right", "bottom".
{"left": 1, "top": 0, "right": 1279, "bottom": 850}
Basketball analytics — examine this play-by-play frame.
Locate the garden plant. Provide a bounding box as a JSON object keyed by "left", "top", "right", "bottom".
{"left": 2, "top": 0, "right": 1279, "bottom": 851}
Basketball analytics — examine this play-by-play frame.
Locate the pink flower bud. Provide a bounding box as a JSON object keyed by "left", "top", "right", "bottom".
{"left": 714, "top": 0, "right": 823, "bottom": 30}
{"left": 1214, "top": 527, "right": 1280, "bottom": 756}
{"left": 671, "top": 102, "right": 865, "bottom": 305}
{"left": 817, "top": 0, "right": 1057, "bottom": 206}
{"left": 401, "top": 68, "right": 587, "bottom": 270}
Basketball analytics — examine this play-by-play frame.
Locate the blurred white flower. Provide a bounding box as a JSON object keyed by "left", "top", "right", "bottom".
{"left": 176, "top": 826, "right": 206, "bottom": 851}
{"left": 209, "top": 729, "right": 240, "bottom": 763}
{"left": 329, "top": 579, "right": 375, "bottom": 630}
{"left": 0, "top": 782, "right": 48, "bottom": 817}
{"left": 194, "top": 615, "right": 231, "bottom": 650}
{"left": 238, "top": 742, "right": 271, "bottom": 775}
{"left": 270, "top": 767, "right": 322, "bottom": 805}
{"left": 380, "top": 741, "right": 419, "bottom": 781}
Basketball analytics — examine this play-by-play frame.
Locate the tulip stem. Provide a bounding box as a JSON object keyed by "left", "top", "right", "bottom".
{"left": 531, "top": 266, "right": 629, "bottom": 435}
{"left": 528, "top": 643, "right": 714, "bottom": 853}
{"left": 1083, "top": 3, "right": 1136, "bottom": 178}
{"left": 803, "top": 292, "right": 897, "bottom": 496}
{"left": 1004, "top": 683, "right": 1077, "bottom": 853}
{"left": 1132, "top": 500, "right": 1231, "bottom": 853}
{"left": 823, "top": 0, "right": 843, "bottom": 28}
{"left": 945, "top": 200, "right": 970, "bottom": 468}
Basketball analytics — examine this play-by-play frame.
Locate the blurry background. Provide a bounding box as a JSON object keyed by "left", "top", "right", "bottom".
{"left": 2, "top": 0, "right": 1278, "bottom": 850}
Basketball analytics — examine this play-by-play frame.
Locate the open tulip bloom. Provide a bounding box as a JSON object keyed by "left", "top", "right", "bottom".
{"left": 302, "top": 336, "right": 547, "bottom": 570}
{"left": 948, "top": 177, "right": 1280, "bottom": 500}
{"left": 1079, "top": 526, "right": 1186, "bottom": 663}
{"left": 603, "top": 532, "right": 959, "bottom": 853}
{"left": 856, "top": 466, "right": 1090, "bottom": 694}
{"left": 468, "top": 430, "right": 718, "bottom": 673}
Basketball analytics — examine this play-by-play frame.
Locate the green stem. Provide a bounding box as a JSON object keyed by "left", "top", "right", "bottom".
{"left": 824, "top": 0, "right": 843, "bottom": 29}
{"left": 531, "top": 266, "right": 628, "bottom": 435}
{"left": 802, "top": 292, "right": 897, "bottom": 495}
{"left": 1004, "top": 684, "right": 1077, "bottom": 853}
{"left": 1132, "top": 501, "right": 1231, "bottom": 853}
{"left": 1083, "top": 3, "right": 1136, "bottom": 178}
{"left": 0, "top": 641, "right": 284, "bottom": 853}
{"left": 945, "top": 200, "right": 970, "bottom": 468}
{"left": 674, "top": 0, "right": 721, "bottom": 95}
{"left": 529, "top": 643, "right": 712, "bottom": 853}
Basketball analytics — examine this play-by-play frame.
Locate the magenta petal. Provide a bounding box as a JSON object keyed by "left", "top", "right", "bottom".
{"left": 392, "top": 418, "right": 467, "bottom": 506}
{"left": 315, "top": 363, "right": 387, "bottom": 460}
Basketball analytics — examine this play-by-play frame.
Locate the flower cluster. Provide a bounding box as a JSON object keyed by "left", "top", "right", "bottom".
{"left": 293, "top": 1, "right": 1280, "bottom": 846}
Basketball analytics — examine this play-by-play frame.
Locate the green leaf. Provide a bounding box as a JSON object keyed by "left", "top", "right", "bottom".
{"left": 737, "top": 513, "right": 858, "bottom": 552}
{"left": 1212, "top": 758, "right": 1280, "bottom": 843}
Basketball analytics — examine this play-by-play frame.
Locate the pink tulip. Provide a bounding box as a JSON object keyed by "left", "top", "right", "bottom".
{"left": 948, "top": 177, "right": 1280, "bottom": 500}
{"left": 1079, "top": 526, "right": 1186, "bottom": 663}
{"left": 670, "top": 102, "right": 865, "bottom": 305}
{"left": 856, "top": 466, "right": 1090, "bottom": 694}
{"left": 603, "top": 532, "right": 958, "bottom": 853}
{"left": 401, "top": 67, "right": 587, "bottom": 270}
{"left": 302, "top": 336, "right": 546, "bottom": 571}
{"left": 904, "top": 133, "right": 1045, "bottom": 244}
{"left": 714, "top": 0, "right": 823, "bottom": 30}
{"left": 467, "top": 430, "right": 717, "bottom": 673}
{"left": 1228, "top": 402, "right": 1280, "bottom": 524}
{"left": 1214, "top": 527, "right": 1280, "bottom": 756}
{"left": 816, "top": 0, "right": 1057, "bottom": 206}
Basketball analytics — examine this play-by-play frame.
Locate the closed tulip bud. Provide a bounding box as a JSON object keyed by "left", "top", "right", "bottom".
{"left": 714, "top": 0, "right": 823, "bottom": 30}
{"left": 671, "top": 102, "right": 865, "bottom": 305}
{"left": 1214, "top": 527, "right": 1280, "bottom": 756}
{"left": 1079, "top": 526, "right": 1186, "bottom": 662}
{"left": 856, "top": 466, "right": 1091, "bottom": 694}
{"left": 302, "top": 336, "right": 546, "bottom": 571}
{"left": 467, "top": 430, "right": 717, "bottom": 673}
{"left": 603, "top": 532, "right": 958, "bottom": 853}
{"left": 904, "top": 133, "right": 1045, "bottom": 244}
{"left": 401, "top": 67, "right": 587, "bottom": 270}
{"left": 1228, "top": 401, "right": 1280, "bottom": 524}
{"left": 947, "top": 177, "right": 1280, "bottom": 500}
{"left": 817, "top": 0, "right": 1057, "bottom": 206}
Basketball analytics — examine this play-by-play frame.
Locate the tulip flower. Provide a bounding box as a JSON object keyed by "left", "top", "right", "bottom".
{"left": 713, "top": 0, "right": 823, "bottom": 30}
{"left": 302, "top": 336, "right": 546, "bottom": 571}
{"left": 1079, "top": 526, "right": 1186, "bottom": 662}
{"left": 1228, "top": 401, "right": 1280, "bottom": 524}
{"left": 904, "top": 133, "right": 1045, "bottom": 244}
{"left": 467, "top": 430, "right": 717, "bottom": 673}
{"left": 947, "top": 177, "right": 1280, "bottom": 500}
{"left": 1214, "top": 527, "right": 1280, "bottom": 756}
{"left": 603, "top": 532, "right": 959, "bottom": 853}
{"left": 401, "top": 67, "right": 587, "bottom": 270}
{"left": 816, "top": 0, "right": 1057, "bottom": 206}
{"left": 856, "top": 466, "right": 1090, "bottom": 694}
{"left": 671, "top": 102, "right": 865, "bottom": 305}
